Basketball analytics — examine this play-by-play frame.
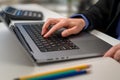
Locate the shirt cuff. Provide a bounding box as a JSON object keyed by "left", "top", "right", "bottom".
{"left": 70, "top": 14, "right": 89, "bottom": 30}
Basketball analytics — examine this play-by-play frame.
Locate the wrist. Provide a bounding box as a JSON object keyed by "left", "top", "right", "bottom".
{"left": 80, "top": 18, "right": 86, "bottom": 29}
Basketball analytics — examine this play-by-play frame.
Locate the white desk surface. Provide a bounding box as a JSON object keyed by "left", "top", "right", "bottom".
{"left": 0, "top": 4, "right": 120, "bottom": 80}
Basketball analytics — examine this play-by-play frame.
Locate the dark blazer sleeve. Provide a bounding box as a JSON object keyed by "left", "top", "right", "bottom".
{"left": 81, "top": 0, "right": 119, "bottom": 32}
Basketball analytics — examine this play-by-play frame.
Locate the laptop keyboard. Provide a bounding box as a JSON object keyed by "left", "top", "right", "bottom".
{"left": 23, "top": 23, "right": 79, "bottom": 52}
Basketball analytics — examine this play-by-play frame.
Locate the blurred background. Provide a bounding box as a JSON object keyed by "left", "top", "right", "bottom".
{"left": 0, "top": 0, "right": 98, "bottom": 17}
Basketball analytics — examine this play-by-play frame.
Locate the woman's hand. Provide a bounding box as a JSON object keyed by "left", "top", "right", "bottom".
{"left": 104, "top": 43, "right": 120, "bottom": 62}
{"left": 41, "top": 18, "right": 85, "bottom": 38}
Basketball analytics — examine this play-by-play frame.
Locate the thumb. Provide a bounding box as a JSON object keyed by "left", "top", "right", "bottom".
{"left": 61, "top": 26, "right": 81, "bottom": 37}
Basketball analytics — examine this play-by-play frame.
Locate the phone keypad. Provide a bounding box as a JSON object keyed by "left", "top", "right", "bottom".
{"left": 16, "top": 10, "right": 41, "bottom": 17}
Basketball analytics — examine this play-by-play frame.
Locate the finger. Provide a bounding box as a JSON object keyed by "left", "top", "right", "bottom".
{"left": 43, "top": 20, "right": 67, "bottom": 38}
{"left": 104, "top": 47, "right": 114, "bottom": 57}
{"left": 41, "top": 18, "right": 58, "bottom": 35}
{"left": 61, "top": 26, "right": 81, "bottom": 37}
{"left": 113, "top": 49, "right": 120, "bottom": 61}
{"left": 104, "top": 44, "right": 120, "bottom": 57}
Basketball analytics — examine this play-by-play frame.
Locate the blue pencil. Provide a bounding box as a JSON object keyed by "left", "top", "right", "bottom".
{"left": 28, "top": 69, "right": 89, "bottom": 80}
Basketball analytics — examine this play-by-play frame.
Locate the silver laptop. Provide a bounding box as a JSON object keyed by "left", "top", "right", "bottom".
{"left": 0, "top": 7, "right": 111, "bottom": 64}
{"left": 10, "top": 22, "right": 111, "bottom": 64}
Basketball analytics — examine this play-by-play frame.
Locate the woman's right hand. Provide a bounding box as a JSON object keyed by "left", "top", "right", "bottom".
{"left": 41, "top": 18, "right": 86, "bottom": 38}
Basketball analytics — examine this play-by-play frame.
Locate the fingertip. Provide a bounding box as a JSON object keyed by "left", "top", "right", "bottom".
{"left": 41, "top": 31, "right": 44, "bottom": 35}
{"left": 104, "top": 49, "right": 115, "bottom": 57}
{"left": 61, "top": 31, "right": 68, "bottom": 37}
{"left": 103, "top": 54, "right": 109, "bottom": 57}
{"left": 41, "top": 31, "right": 45, "bottom": 36}
{"left": 104, "top": 52, "right": 111, "bottom": 57}
{"left": 61, "top": 32, "right": 65, "bottom": 37}
{"left": 41, "top": 27, "right": 45, "bottom": 35}
{"left": 103, "top": 51, "right": 109, "bottom": 56}
{"left": 61, "top": 30, "right": 71, "bottom": 37}
{"left": 43, "top": 34, "right": 48, "bottom": 38}
{"left": 41, "top": 28, "right": 48, "bottom": 36}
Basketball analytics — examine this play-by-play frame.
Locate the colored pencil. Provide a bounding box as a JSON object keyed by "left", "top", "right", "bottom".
{"left": 15, "top": 64, "right": 90, "bottom": 80}
{"left": 27, "top": 69, "right": 89, "bottom": 80}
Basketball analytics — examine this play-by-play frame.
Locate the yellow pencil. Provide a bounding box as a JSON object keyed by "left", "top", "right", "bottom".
{"left": 16, "top": 64, "right": 90, "bottom": 80}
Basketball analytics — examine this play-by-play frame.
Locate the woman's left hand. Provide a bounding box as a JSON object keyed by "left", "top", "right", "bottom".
{"left": 104, "top": 43, "right": 120, "bottom": 62}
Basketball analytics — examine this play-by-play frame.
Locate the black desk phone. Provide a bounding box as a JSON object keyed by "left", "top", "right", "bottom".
{"left": 2, "top": 6, "right": 44, "bottom": 20}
